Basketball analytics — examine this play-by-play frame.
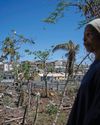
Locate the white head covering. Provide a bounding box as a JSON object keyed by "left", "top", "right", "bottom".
{"left": 88, "top": 18, "right": 100, "bottom": 33}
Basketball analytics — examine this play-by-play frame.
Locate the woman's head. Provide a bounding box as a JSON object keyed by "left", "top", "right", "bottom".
{"left": 84, "top": 18, "right": 100, "bottom": 53}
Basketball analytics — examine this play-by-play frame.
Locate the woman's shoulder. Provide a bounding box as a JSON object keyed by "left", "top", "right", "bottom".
{"left": 91, "top": 60, "right": 100, "bottom": 72}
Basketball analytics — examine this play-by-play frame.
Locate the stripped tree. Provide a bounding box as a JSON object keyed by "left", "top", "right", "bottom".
{"left": 52, "top": 40, "right": 79, "bottom": 125}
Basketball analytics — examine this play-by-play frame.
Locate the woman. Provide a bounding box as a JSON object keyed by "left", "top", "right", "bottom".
{"left": 67, "top": 18, "right": 100, "bottom": 125}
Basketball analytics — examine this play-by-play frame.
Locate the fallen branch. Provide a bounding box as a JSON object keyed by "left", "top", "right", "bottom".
{"left": 5, "top": 117, "right": 23, "bottom": 123}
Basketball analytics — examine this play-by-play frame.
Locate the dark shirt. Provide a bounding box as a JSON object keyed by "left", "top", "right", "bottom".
{"left": 67, "top": 60, "right": 100, "bottom": 125}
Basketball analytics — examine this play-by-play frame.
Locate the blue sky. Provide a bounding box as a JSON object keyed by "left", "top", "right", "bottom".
{"left": 0, "top": 0, "right": 89, "bottom": 63}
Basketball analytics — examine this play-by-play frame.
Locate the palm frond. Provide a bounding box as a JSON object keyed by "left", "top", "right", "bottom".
{"left": 52, "top": 43, "right": 67, "bottom": 53}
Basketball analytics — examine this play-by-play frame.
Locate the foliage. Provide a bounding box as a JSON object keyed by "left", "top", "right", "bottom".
{"left": 2, "top": 37, "right": 19, "bottom": 62}
{"left": 47, "top": 65, "right": 55, "bottom": 72}
{"left": 53, "top": 40, "right": 79, "bottom": 76}
{"left": 44, "top": 0, "right": 100, "bottom": 27}
{"left": 33, "top": 50, "right": 52, "bottom": 62}
{"left": 25, "top": 49, "right": 52, "bottom": 71}
{"left": 1, "top": 30, "right": 35, "bottom": 62}
{"left": 46, "top": 101, "right": 58, "bottom": 115}
{"left": 21, "top": 61, "right": 31, "bottom": 80}
{"left": 12, "top": 62, "right": 21, "bottom": 81}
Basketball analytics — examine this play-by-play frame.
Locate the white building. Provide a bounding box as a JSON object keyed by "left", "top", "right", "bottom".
{"left": 4, "top": 64, "right": 9, "bottom": 71}
{"left": 4, "top": 63, "right": 13, "bottom": 72}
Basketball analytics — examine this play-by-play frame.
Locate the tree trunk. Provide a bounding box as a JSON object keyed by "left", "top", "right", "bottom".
{"left": 33, "top": 96, "right": 39, "bottom": 125}
{"left": 52, "top": 75, "right": 70, "bottom": 125}
{"left": 22, "top": 105, "right": 28, "bottom": 125}
{"left": 28, "top": 80, "right": 31, "bottom": 108}
{"left": 17, "top": 81, "right": 23, "bottom": 107}
{"left": 44, "top": 75, "right": 48, "bottom": 97}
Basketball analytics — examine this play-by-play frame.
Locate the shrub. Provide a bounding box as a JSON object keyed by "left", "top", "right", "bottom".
{"left": 46, "top": 101, "right": 58, "bottom": 115}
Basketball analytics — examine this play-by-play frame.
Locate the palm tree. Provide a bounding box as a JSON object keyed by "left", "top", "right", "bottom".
{"left": 53, "top": 40, "right": 79, "bottom": 77}
{"left": 52, "top": 40, "right": 79, "bottom": 125}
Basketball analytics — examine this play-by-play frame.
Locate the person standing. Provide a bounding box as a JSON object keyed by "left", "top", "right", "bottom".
{"left": 67, "top": 18, "right": 100, "bottom": 125}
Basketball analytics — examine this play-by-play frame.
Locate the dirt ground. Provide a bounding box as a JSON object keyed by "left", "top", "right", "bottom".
{"left": 0, "top": 83, "right": 79, "bottom": 125}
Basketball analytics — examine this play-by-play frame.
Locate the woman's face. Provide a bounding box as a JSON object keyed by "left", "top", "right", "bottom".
{"left": 84, "top": 25, "right": 100, "bottom": 53}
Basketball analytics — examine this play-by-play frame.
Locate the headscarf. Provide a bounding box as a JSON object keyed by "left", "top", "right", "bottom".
{"left": 88, "top": 18, "right": 100, "bottom": 33}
